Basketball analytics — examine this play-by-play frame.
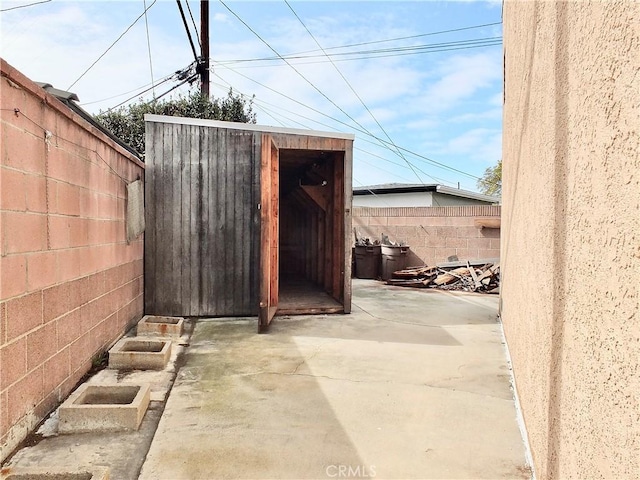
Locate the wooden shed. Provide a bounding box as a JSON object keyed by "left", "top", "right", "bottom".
{"left": 144, "top": 115, "right": 354, "bottom": 331}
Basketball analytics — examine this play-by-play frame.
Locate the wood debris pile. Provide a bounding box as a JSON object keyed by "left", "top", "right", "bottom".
{"left": 353, "top": 228, "right": 380, "bottom": 247}
{"left": 386, "top": 261, "right": 500, "bottom": 294}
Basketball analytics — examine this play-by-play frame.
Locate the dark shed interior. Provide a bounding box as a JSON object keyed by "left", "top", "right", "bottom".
{"left": 278, "top": 149, "right": 345, "bottom": 314}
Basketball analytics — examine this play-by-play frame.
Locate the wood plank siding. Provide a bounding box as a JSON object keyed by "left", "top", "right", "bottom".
{"left": 145, "top": 121, "right": 259, "bottom": 316}
{"left": 145, "top": 115, "right": 353, "bottom": 319}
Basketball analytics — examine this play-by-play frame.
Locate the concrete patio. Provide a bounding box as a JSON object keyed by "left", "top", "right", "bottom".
{"left": 139, "top": 279, "right": 529, "bottom": 479}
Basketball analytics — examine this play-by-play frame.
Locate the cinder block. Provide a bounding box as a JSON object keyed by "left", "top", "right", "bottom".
{"left": 0, "top": 254, "right": 27, "bottom": 299}
{"left": 58, "top": 384, "right": 150, "bottom": 433}
{"left": 137, "top": 315, "right": 184, "bottom": 337}
{"left": 4, "top": 211, "right": 47, "bottom": 254}
{"left": 108, "top": 338, "right": 171, "bottom": 370}
{"left": 0, "top": 466, "right": 109, "bottom": 479}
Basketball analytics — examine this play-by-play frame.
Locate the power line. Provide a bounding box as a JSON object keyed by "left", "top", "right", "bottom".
{"left": 143, "top": 0, "right": 156, "bottom": 99}
{"left": 284, "top": 0, "right": 425, "bottom": 187}
{"left": 67, "top": 0, "right": 157, "bottom": 90}
{"left": 80, "top": 71, "right": 175, "bottom": 106}
{"left": 212, "top": 73, "right": 460, "bottom": 186}
{"left": 0, "top": 0, "right": 51, "bottom": 12}
{"left": 215, "top": 41, "right": 502, "bottom": 69}
{"left": 185, "top": 0, "right": 201, "bottom": 47}
{"left": 103, "top": 63, "right": 196, "bottom": 112}
{"left": 214, "top": 64, "right": 480, "bottom": 180}
{"left": 288, "top": 21, "right": 503, "bottom": 56}
{"left": 217, "top": 37, "right": 502, "bottom": 65}
{"left": 219, "top": 0, "right": 426, "bottom": 182}
{"left": 175, "top": 0, "right": 199, "bottom": 63}
{"left": 216, "top": 84, "right": 410, "bottom": 203}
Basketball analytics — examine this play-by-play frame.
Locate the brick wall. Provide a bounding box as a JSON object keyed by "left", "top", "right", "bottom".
{"left": 353, "top": 205, "right": 501, "bottom": 267}
{"left": 0, "top": 59, "right": 144, "bottom": 461}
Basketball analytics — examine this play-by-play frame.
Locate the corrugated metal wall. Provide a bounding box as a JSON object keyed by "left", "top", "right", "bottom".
{"left": 145, "top": 121, "right": 259, "bottom": 316}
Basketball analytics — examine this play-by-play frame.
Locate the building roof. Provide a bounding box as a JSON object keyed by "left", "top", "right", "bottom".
{"left": 35, "top": 82, "right": 141, "bottom": 159}
{"left": 353, "top": 183, "right": 500, "bottom": 203}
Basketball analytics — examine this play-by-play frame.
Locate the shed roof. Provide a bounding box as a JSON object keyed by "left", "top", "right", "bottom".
{"left": 354, "top": 183, "right": 500, "bottom": 203}
{"left": 144, "top": 114, "right": 355, "bottom": 141}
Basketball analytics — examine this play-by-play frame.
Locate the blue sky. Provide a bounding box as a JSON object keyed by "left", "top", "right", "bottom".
{"left": 1, "top": 0, "right": 503, "bottom": 192}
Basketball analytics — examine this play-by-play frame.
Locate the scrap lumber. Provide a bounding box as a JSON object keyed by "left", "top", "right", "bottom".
{"left": 385, "top": 260, "right": 500, "bottom": 293}
{"left": 433, "top": 267, "right": 470, "bottom": 286}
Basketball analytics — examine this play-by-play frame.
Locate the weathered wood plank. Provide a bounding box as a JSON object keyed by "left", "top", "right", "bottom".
{"left": 343, "top": 141, "right": 353, "bottom": 313}
{"left": 270, "top": 139, "right": 279, "bottom": 308}
{"left": 332, "top": 152, "right": 344, "bottom": 300}
{"left": 188, "top": 126, "right": 201, "bottom": 314}
{"left": 199, "top": 126, "right": 211, "bottom": 314}
{"left": 259, "top": 134, "right": 272, "bottom": 330}
{"left": 249, "top": 133, "right": 260, "bottom": 314}
{"left": 144, "top": 122, "right": 158, "bottom": 313}
{"left": 158, "top": 123, "right": 174, "bottom": 313}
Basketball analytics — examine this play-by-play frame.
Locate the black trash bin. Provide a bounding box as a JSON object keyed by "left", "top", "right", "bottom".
{"left": 381, "top": 245, "right": 411, "bottom": 280}
{"left": 354, "top": 245, "right": 381, "bottom": 279}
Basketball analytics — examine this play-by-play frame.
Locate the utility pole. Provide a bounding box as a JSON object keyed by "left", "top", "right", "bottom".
{"left": 200, "top": 0, "right": 210, "bottom": 97}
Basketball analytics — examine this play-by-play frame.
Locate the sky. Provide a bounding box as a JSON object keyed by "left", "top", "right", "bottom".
{"left": 0, "top": 0, "right": 503, "bottom": 192}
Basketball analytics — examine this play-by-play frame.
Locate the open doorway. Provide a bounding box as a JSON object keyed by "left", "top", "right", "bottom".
{"left": 277, "top": 149, "right": 345, "bottom": 315}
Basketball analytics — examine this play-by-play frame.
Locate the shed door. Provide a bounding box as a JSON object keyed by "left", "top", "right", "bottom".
{"left": 259, "top": 135, "right": 279, "bottom": 332}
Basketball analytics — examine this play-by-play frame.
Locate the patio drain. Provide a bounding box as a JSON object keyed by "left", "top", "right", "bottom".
{"left": 136, "top": 315, "right": 184, "bottom": 337}
{"left": 108, "top": 339, "right": 171, "bottom": 370}
{"left": 58, "top": 384, "right": 151, "bottom": 433}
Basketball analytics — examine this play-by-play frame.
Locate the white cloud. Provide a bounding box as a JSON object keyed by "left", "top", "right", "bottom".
{"left": 450, "top": 107, "right": 502, "bottom": 123}
{"left": 418, "top": 52, "right": 502, "bottom": 113}
{"left": 213, "top": 13, "right": 229, "bottom": 23}
{"left": 439, "top": 128, "right": 502, "bottom": 163}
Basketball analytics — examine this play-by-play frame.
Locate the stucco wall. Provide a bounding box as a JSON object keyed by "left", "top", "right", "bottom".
{"left": 0, "top": 59, "right": 145, "bottom": 461}
{"left": 353, "top": 205, "right": 500, "bottom": 266}
{"left": 502, "top": 1, "right": 639, "bottom": 478}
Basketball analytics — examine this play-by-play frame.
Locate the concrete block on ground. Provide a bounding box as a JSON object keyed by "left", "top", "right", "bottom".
{"left": 136, "top": 315, "right": 184, "bottom": 337}
{"left": 0, "top": 466, "right": 109, "bottom": 479}
{"left": 108, "top": 338, "right": 171, "bottom": 370}
{"left": 58, "top": 384, "right": 151, "bottom": 433}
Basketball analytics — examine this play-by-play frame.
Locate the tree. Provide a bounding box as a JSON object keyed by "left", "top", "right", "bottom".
{"left": 94, "top": 89, "right": 256, "bottom": 157}
{"left": 477, "top": 159, "right": 502, "bottom": 196}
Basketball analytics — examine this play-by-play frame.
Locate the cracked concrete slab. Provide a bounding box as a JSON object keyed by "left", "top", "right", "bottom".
{"left": 139, "top": 280, "right": 529, "bottom": 479}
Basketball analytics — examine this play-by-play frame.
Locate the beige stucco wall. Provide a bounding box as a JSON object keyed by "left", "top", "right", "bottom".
{"left": 502, "top": 1, "right": 639, "bottom": 478}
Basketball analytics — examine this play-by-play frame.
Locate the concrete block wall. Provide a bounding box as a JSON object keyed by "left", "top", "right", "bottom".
{"left": 353, "top": 205, "right": 500, "bottom": 266}
{"left": 0, "top": 59, "right": 145, "bottom": 461}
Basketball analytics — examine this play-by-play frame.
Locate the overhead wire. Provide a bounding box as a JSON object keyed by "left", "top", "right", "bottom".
{"left": 214, "top": 41, "right": 502, "bottom": 69}
{"left": 218, "top": 0, "right": 417, "bottom": 174}
{"left": 284, "top": 0, "right": 427, "bottom": 186}
{"left": 101, "top": 74, "right": 177, "bottom": 112}
{"left": 67, "top": 0, "right": 157, "bottom": 90}
{"left": 79, "top": 71, "right": 175, "bottom": 107}
{"left": 0, "top": 0, "right": 51, "bottom": 12}
{"left": 285, "top": 21, "right": 503, "bottom": 56}
{"left": 3, "top": 107, "right": 133, "bottom": 183}
{"left": 185, "top": 0, "right": 201, "bottom": 47}
{"left": 102, "top": 63, "right": 197, "bottom": 112}
{"left": 212, "top": 74, "right": 458, "bottom": 187}
{"left": 214, "top": 64, "right": 480, "bottom": 180}
{"left": 216, "top": 37, "right": 502, "bottom": 66}
{"left": 78, "top": 73, "right": 175, "bottom": 107}
{"left": 143, "top": 0, "right": 156, "bottom": 99}
{"left": 175, "top": 0, "right": 199, "bottom": 63}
